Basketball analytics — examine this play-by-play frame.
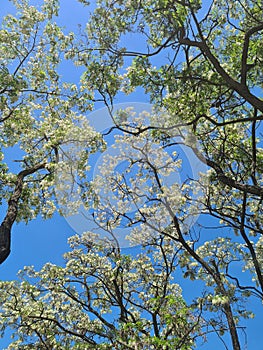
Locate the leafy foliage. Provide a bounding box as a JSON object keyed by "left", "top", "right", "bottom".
{"left": 0, "top": 233, "right": 200, "bottom": 349}
{"left": 0, "top": 0, "right": 263, "bottom": 349}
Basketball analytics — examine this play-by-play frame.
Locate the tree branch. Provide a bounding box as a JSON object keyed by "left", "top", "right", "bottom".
{"left": 179, "top": 37, "right": 263, "bottom": 112}
{"left": 241, "top": 23, "right": 263, "bottom": 85}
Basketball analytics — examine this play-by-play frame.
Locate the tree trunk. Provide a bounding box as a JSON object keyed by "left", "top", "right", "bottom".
{"left": 0, "top": 224, "right": 11, "bottom": 264}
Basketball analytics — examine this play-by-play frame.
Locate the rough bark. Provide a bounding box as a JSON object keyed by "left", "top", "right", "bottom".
{"left": 0, "top": 224, "right": 11, "bottom": 264}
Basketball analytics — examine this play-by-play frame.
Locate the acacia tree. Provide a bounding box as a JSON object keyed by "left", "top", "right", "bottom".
{"left": 0, "top": 0, "right": 102, "bottom": 263}
{"left": 0, "top": 0, "right": 263, "bottom": 349}
{"left": 0, "top": 233, "right": 202, "bottom": 349}
{"left": 73, "top": 1, "right": 262, "bottom": 348}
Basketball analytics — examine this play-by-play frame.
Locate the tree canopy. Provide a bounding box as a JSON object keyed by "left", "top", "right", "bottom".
{"left": 0, "top": 0, "right": 263, "bottom": 349}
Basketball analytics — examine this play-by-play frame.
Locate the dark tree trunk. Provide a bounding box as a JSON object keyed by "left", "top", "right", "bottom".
{"left": 0, "top": 224, "right": 11, "bottom": 264}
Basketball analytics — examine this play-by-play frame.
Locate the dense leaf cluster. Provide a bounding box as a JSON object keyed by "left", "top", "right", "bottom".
{"left": 0, "top": 0, "right": 263, "bottom": 349}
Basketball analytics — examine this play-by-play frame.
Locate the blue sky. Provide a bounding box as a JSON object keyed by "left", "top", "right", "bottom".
{"left": 0, "top": 1, "right": 262, "bottom": 349}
